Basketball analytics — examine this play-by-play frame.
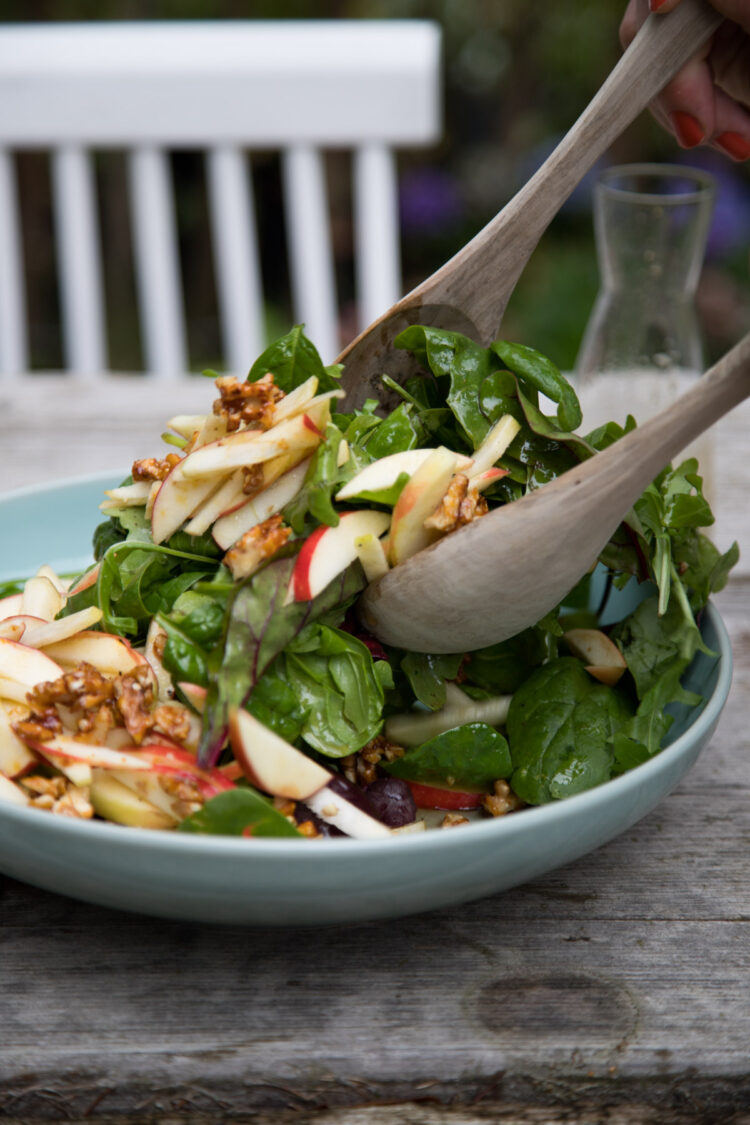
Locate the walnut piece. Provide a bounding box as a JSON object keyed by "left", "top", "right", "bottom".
{"left": 424, "top": 474, "right": 489, "bottom": 533}
{"left": 482, "top": 779, "right": 523, "bottom": 818}
{"left": 212, "top": 373, "right": 284, "bottom": 433}
{"left": 132, "top": 453, "right": 182, "bottom": 482}
{"left": 440, "top": 813, "right": 470, "bottom": 828}
{"left": 223, "top": 514, "right": 291, "bottom": 580}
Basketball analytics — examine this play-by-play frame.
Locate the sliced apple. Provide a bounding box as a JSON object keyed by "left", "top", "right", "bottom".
{"left": 336, "top": 448, "right": 469, "bottom": 503}
{"left": 0, "top": 773, "right": 30, "bottom": 807}
{"left": 228, "top": 708, "right": 391, "bottom": 837}
{"left": 167, "top": 413, "right": 207, "bottom": 439}
{"left": 21, "top": 575, "right": 66, "bottom": 622}
{"left": 467, "top": 414, "right": 521, "bottom": 478}
{"left": 292, "top": 509, "right": 390, "bottom": 602}
{"left": 269, "top": 375, "right": 318, "bottom": 424}
{"left": 26, "top": 736, "right": 152, "bottom": 771}
{"left": 405, "top": 780, "right": 486, "bottom": 810}
{"left": 100, "top": 482, "right": 152, "bottom": 510}
{"left": 143, "top": 620, "right": 173, "bottom": 702}
{"left": 0, "top": 708, "right": 36, "bottom": 777}
{"left": 138, "top": 744, "right": 235, "bottom": 798}
{"left": 33, "top": 748, "right": 92, "bottom": 788}
{"left": 89, "top": 771, "right": 177, "bottom": 829}
{"left": 0, "top": 620, "right": 26, "bottom": 642}
{"left": 385, "top": 683, "right": 512, "bottom": 747}
{"left": 67, "top": 563, "right": 101, "bottom": 597}
{"left": 354, "top": 533, "right": 390, "bottom": 583}
{"left": 3, "top": 607, "right": 103, "bottom": 649}
{"left": 563, "top": 629, "right": 627, "bottom": 686}
{"left": 471, "top": 466, "right": 509, "bottom": 492}
{"left": 212, "top": 458, "right": 310, "bottom": 551}
{"left": 178, "top": 682, "right": 206, "bottom": 714}
{"left": 0, "top": 638, "right": 64, "bottom": 689}
{"left": 229, "top": 707, "right": 330, "bottom": 800}
{"left": 388, "top": 447, "right": 462, "bottom": 565}
{"left": 150, "top": 458, "right": 230, "bottom": 545}
{"left": 41, "top": 631, "right": 146, "bottom": 676}
{"left": 184, "top": 470, "right": 246, "bottom": 536}
{"left": 180, "top": 397, "right": 331, "bottom": 479}
{"left": 0, "top": 593, "right": 24, "bottom": 621}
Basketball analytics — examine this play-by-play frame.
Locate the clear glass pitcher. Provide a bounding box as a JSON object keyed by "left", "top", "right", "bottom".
{"left": 574, "top": 162, "right": 716, "bottom": 497}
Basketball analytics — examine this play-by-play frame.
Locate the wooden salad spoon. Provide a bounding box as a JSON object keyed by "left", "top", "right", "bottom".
{"left": 334, "top": 0, "right": 735, "bottom": 651}
{"left": 359, "top": 330, "right": 750, "bottom": 651}
{"left": 338, "top": 0, "right": 722, "bottom": 409}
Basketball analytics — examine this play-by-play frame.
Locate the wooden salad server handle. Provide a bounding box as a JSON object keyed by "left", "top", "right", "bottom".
{"left": 360, "top": 331, "right": 750, "bottom": 652}
{"left": 337, "top": 0, "right": 721, "bottom": 409}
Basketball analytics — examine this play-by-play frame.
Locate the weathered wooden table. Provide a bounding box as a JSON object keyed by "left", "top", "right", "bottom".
{"left": 1, "top": 378, "right": 749, "bottom": 1125}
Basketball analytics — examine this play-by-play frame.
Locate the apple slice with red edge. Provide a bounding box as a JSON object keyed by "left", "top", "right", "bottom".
{"left": 0, "top": 638, "right": 64, "bottom": 688}
{"left": 405, "top": 780, "right": 486, "bottom": 811}
{"left": 41, "top": 630, "right": 149, "bottom": 676}
{"left": 292, "top": 509, "right": 390, "bottom": 602}
{"left": 228, "top": 709, "right": 391, "bottom": 837}
{"left": 212, "top": 457, "right": 311, "bottom": 551}
{"left": 67, "top": 563, "right": 101, "bottom": 597}
{"left": 387, "top": 447, "right": 462, "bottom": 565}
{"left": 180, "top": 397, "right": 332, "bottom": 479}
{"left": 24, "top": 735, "right": 154, "bottom": 771}
{"left": 1, "top": 607, "right": 103, "bottom": 649}
{"left": 470, "top": 466, "right": 509, "bottom": 492}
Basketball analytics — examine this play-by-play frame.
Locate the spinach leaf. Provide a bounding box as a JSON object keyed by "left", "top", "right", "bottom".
{"left": 178, "top": 788, "right": 302, "bottom": 837}
{"left": 491, "top": 340, "right": 582, "bottom": 431}
{"left": 280, "top": 624, "right": 385, "bottom": 756}
{"left": 198, "top": 553, "right": 365, "bottom": 766}
{"left": 384, "top": 723, "right": 512, "bottom": 789}
{"left": 247, "top": 324, "right": 339, "bottom": 392}
{"left": 463, "top": 628, "right": 551, "bottom": 695}
{"left": 361, "top": 403, "right": 422, "bottom": 459}
{"left": 507, "top": 657, "right": 633, "bottom": 804}
{"left": 400, "top": 651, "right": 464, "bottom": 710}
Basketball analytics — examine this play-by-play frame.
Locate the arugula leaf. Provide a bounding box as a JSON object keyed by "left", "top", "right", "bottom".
{"left": 384, "top": 723, "right": 512, "bottom": 790}
{"left": 507, "top": 657, "right": 634, "bottom": 804}
{"left": 178, "top": 788, "right": 302, "bottom": 837}
{"left": 246, "top": 325, "right": 339, "bottom": 392}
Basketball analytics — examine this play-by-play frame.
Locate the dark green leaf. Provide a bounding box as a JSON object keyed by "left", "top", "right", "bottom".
{"left": 384, "top": 723, "right": 512, "bottom": 789}
{"left": 178, "top": 788, "right": 301, "bottom": 837}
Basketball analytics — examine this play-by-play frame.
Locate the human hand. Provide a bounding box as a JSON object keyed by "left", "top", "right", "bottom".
{"left": 620, "top": 0, "right": 750, "bottom": 160}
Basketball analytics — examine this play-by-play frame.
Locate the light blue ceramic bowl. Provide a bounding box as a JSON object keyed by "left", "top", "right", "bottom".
{"left": 0, "top": 473, "right": 733, "bottom": 925}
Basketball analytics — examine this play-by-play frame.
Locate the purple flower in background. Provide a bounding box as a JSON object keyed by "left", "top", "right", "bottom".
{"left": 399, "top": 166, "right": 464, "bottom": 236}
{"left": 676, "top": 151, "right": 750, "bottom": 260}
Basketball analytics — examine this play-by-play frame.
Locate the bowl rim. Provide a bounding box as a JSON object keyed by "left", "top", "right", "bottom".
{"left": 0, "top": 472, "right": 733, "bottom": 863}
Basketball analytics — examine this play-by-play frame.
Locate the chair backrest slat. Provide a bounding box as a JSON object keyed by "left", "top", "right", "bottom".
{"left": 0, "top": 150, "right": 27, "bottom": 375}
{"left": 52, "top": 146, "right": 107, "bottom": 375}
{"left": 0, "top": 21, "right": 442, "bottom": 377}
{"left": 353, "top": 144, "right": 401, "bottom": 335}
{"left": 206, "top": 147, "right": 265, "bottom": 377}
{"left": 128, "top": 147, "right": 187, "bottom": 378}
{"left": 282, "top": 146, "right": 339, "bottom": 365}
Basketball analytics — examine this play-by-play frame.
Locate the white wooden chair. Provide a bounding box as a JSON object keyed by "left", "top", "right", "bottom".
{"left": 0, "top": 20, "right": 441, "bottom": 377}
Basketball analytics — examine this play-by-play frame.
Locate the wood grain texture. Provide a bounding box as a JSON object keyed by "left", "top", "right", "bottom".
{"left": 0, "top": 574, "right": 748, "bottom": 1120}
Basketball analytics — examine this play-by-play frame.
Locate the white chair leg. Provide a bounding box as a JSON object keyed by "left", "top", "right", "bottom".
{"left": 0, "top": 149, "right": 27, "bottom": 376}
{"left": 353, "top": 144, "right": 401, "bottom": 333}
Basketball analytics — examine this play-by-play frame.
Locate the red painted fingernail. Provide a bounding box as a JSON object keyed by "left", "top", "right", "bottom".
{"left": 716, "top": 132, "right": 750, "bottom": 161}
{"left": 650, "top": 0, "right": 669, "bottom": 10}
{"left": 670, "top": 111, "right": 705, "bottom": 148}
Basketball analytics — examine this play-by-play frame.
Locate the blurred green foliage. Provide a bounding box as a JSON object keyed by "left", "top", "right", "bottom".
{"left": 3, "top": 0, "right": 748, "bottom": 371}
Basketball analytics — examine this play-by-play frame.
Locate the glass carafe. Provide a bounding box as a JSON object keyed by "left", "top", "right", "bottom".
{"left": 575, "top": 162, "right": 716, "bottom": 496}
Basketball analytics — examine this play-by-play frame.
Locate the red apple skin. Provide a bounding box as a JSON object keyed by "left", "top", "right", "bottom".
{"left": 67, "top": 564, "right": 101, "bottom": 597}
{"left": 302, "top": 413, "right": 324, "bottom": 437}
{"left": 293, "top": 524, "right": 327, "bottom": 601}
{"left": 139, "top": 744, "right": 235, "bottom": 797}
{"left": 406, "top": 780, "right": 486, "bottom": 810}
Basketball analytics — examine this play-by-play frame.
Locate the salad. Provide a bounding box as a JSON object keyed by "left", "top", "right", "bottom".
{"left": 0, "top": 325, "right": 737, "bottom": 839}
